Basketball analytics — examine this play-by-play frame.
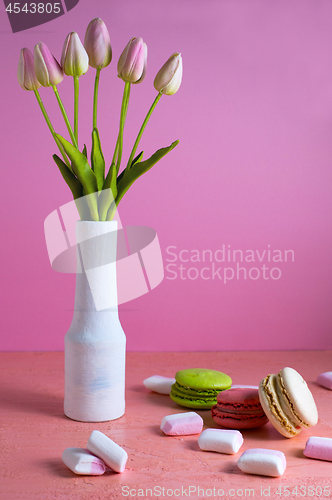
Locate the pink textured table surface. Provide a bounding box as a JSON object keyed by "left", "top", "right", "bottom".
{"left": 1, "top": 351, "right": 332, "bottom": 500}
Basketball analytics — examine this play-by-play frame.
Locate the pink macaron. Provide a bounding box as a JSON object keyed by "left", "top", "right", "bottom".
{"left": 211, "top": 388, "right": 269, "bottom": 430}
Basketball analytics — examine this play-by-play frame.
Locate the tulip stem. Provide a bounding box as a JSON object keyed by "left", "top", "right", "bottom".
{"left": 112, "top": 86, "right": 130, "bottom": 166}
{"left": 111, "top": 140, "right": 119, "bottom": 167}
{"left": 52, "top": 85, "right": 78, "bottom": 149}
{"left": 74, "top": 76, "right": 79, "bottom": 145}
{"left": 126, "top": 92, "right": 162, "bottom": 172}
{"left": 93, "top": 68, "right": 101, "bottom": 130}
{"left": 34, "top": 90, "right": 71, "bottom": 170}
{"left": 115, "top": 82, "right": 131, "bottom": 175}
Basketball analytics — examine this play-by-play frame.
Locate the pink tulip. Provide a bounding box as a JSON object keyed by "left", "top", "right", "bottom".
{"left": 84, "top": 18, "right": 112, "bottom": 69}
{"left": 34, "top": 42, "right": 64, "bottom": 87}
{"left": 117, "top": 37, "right": 147, "bottom": 84}
{"left": 154, "top": 53, "right": 182, "bottom": 95}
{"left": 61, "top": 32, "right": 89, "bottom": 77}
{"left": 17, "top": 48, "right": 41, "bottom": 91}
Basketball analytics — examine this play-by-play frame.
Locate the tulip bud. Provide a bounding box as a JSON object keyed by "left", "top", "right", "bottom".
{"left": 117, "top": 37, "right": 147, "bottom": 84}
{"left": 84, "top": 18, "right": 112, "bottom": 69}
{"left": 61, "top": 32, "right": 89, "bottom": 77}
{"left": 18, "top": 48, "right": 41, "bottom": 91}
{"left": 34, "top": 42, "right": 64, "bottom": 87}
{"left": 154, "top": 53, "right": 182, "bottom": 95}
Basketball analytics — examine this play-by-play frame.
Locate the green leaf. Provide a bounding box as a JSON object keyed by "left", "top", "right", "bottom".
{"left": 116, "top": 151, "right": 144, "bottom": 188}
{"left": 55, "top": 133, "right": 99, "bottom": 221}
{"left": 82, "top": 144, "right": 87, "bottom": 158}
{"left": 115, "top": 141, "right": 179, "bottom": 207}
{"left": 53, "top": 155, "right": 91, "bottom": 221}
{"left": 130, "top": 150, "right": 144, "bottom": 168}
{"left": 53, "top": 154, "right": 83, "bottom": 200}
{"left": 99, "top": 163, "right": 118, "bottom": 221}
{"left": 91, "top": 128, "right": 105, "bottom": 191}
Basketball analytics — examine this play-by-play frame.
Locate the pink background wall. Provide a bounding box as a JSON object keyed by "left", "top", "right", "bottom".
{"left": 1, "top": 0, "right": 332, "bottom": 351}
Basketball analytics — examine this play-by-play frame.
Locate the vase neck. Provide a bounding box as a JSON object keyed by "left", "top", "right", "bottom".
{"left": 74, "top": 221, "right": 119, "bottom": 313}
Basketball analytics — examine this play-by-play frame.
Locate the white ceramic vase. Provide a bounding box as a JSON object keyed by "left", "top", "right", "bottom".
{"left": 64, "top": 221, "right": 126, "bottom": 422}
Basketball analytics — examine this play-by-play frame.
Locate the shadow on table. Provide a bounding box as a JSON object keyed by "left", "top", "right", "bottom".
{"left": 288, "top": 447, "right": 307, "bottom": 459}
{"left": 33, "top": 458, "right": 73, "bottom": 478}
{"left": 221, "top": 463, "right": 244, "bottom": 475}
{"left": 184, "top": 439, "right": 201, "bottom": 452}
{"left": 147, "top": 425, "right": 166, "bottom": 437}
{"left": 133, "top": 388, "right": 180, "bottom": 410}
{"left": 0, "top": 384, "right": 65, "bottom": 419}
{"left": 34, "top": 458, "right": 120, "bottom": 478}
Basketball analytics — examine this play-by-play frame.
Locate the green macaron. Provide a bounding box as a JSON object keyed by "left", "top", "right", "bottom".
{"left": 170, "top": 368, "right": 232, "bottom": 409}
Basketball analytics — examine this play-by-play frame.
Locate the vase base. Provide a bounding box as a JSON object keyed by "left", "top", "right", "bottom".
{"left": 64, "top": 399, "right": 125, "bottom": 422}
{"left": 64, "top": 408, "right": 125, "bottom": 423}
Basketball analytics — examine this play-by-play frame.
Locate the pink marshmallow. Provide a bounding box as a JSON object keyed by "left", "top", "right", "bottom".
{"left": 62, "top": 447, "right": 106, "bottom": 475}
{"left": 316, "top": 372, "right": 332, "bottom": 390}
{"left": 160, "top": 412, "right": 203, "bottom": 435}
{"left": 304, "top": 436, "right": 332, "bottom": 462}
{"left": 237, "top": 448, "right": 286, "bottom": 477}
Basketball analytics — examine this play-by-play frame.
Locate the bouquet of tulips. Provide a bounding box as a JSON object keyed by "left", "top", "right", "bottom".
{"left": 17, "top": 18, "right": 182, "bottom": 221}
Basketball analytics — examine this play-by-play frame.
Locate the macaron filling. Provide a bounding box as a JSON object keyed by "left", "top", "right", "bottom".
{"left": 212, "top": 405, "right": 268, "bottom": 423}
{"left": 277, "top": 372, "right": 308, "bottom": 428}
{"left": 172, "top": 382, "right": 221, "bottom": 397}
{"left": 215, "top": 405, "right": 266, "bottom": 416}
{"left": 261, "top": 374, "right": 298, "bottom": 436}
{"left": 170, "top": 383, "right": 219, "bottom": 408}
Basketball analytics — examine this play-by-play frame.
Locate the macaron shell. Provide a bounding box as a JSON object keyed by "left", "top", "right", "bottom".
{"left": 175, "top": 369, "right": 232, "bottom": 391}
{"left": 278, "top": 367, "right": 318, "bottom": 428}
{"left": 216, "top": 388, "right": 264, "bottom": 408}
{"left": 259, "top": 375, "right": 300, "bottom": 438}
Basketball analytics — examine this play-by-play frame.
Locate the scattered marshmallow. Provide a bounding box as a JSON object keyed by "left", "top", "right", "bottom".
{"left": 161, "top": 412, "right": 203, "bottom": 435}
{"left": 87, "top": 430, "right": 128, "bottom": 473}
{"left": 237, "top": 449, "right": 286, "bottom": 477}
{"left": 62, "top": 447, "right": 106, "bottom": 475}
{"left": 316, "top": 372, "right": 332, "bottom": 390}
{"left": 304, "top": 436, "right": 332, "bottom": 462}
{"left": 231, "top": 385, "right": 259, "bottom": 389}
{"left": 198, "top": 428, "right": 243, "bottom": 455}
{"left": 143, "top": 375, "right": 176, "bottom": 395}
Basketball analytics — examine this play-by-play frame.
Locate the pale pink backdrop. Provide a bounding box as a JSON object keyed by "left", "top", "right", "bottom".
{"left": 1, "top": 0, "right": 332, "bottom": 351}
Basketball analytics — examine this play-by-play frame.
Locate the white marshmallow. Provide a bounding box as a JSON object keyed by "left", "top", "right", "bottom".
{"left": 62, "top": 447, "right": 106, "bottom": 475}
{"left": 237, "top": 448, "right": 286, "bottom": 477}
{"left": 198, "top": 428, "right": 243, "bottom": 455}
{"left": 143, "top": 375, "right": 176, "bottom": 394}
{"left": 161, "top": 412, "right": 203, "bottom": 435}
{"left": 87, "top": 430, "right": 128, "bottom": 473}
